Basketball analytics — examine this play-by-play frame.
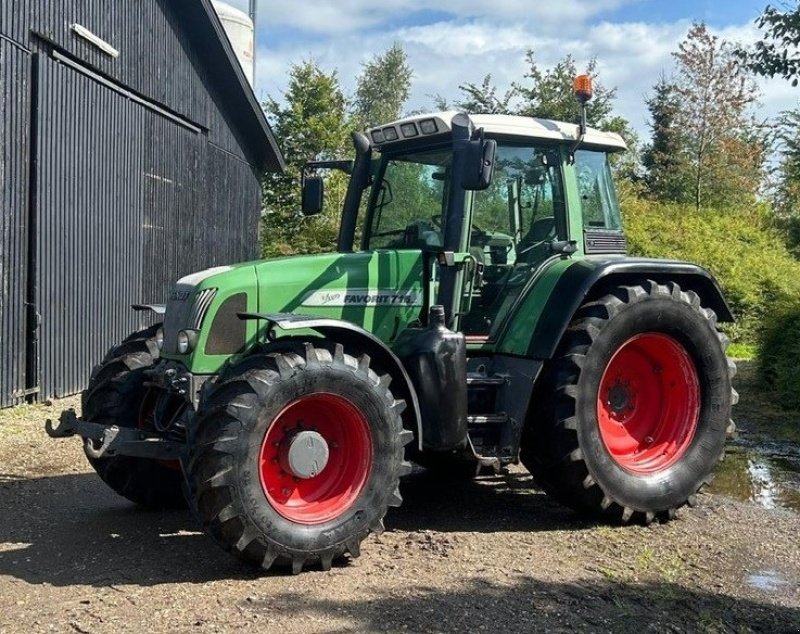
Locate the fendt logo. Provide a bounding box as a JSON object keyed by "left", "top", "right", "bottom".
{"left": 302, "top": 289, "right": 423, "bottom": 307}
{"left": 169, "top": 289, "right": 191, "bottom": 301}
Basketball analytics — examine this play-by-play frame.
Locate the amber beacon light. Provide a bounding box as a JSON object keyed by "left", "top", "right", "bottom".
{"left": 573, "top": 74, "right": 593, "bottom": 104}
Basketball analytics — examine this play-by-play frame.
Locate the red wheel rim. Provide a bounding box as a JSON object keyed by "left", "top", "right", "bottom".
{"left": 596, "top": 333, "right": 700, "bottom": 475}
{"left": 259, "top": 393, "right": 373, "bottom": 525}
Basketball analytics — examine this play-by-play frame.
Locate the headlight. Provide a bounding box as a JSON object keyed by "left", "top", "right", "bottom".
{"left": 176, "top": 330, "right": 198, "bottom": 354}
{"left": 155, "top": 327, "right": 164, "bottom": 351}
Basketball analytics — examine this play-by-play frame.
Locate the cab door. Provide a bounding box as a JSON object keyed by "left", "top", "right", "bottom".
{"left": 460, "top": 143, "right": 568, "bottom": 338}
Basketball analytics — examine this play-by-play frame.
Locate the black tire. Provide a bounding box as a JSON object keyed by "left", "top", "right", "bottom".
{"left": 187, "top": 342, "right": 412, "bottom": 574}
{"left": 521, "top": 281, "right": 736, "bottom": 524}
{"left": 82, "top": 324, "right": 187, "bottom": 509}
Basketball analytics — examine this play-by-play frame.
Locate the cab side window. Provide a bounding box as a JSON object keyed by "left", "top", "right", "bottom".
{"left": 365, "top": 150, "right": 450, "bottom": 250}
{"left": 574, "top": 150, "right": 622, "bottom": 231}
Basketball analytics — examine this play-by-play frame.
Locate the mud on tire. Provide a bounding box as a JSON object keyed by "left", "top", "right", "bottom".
{"left": 187, "top": 343, "right": 412, "bottom": 574}
{"left": 82, "top": 324, "right": 187, "bottom": 509}
{"left": 521, "top": 281, "right": 737, "bottom": 524}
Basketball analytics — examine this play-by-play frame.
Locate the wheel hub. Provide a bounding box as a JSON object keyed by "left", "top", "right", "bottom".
{"left": 280, "top": 430, "right": 330, "bottom": 479}
{"left": 607, "top": 382, "right": 634, "bottom": 416}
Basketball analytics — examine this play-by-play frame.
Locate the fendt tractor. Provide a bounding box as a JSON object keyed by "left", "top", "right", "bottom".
{"left": 47, "top": 76, "right": 736, "bottom": 574}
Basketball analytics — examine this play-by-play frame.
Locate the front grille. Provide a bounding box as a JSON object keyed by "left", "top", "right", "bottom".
{"left": 162, "top": 288, "right": 217, "bottom": 354}
{"left": 584, "top": 229, "right": 627, "bottom": 254}
{"left": 190, "top": 289, "right": 217, "bottom": 330}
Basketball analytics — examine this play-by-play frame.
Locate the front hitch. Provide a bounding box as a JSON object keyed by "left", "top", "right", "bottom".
{"left": 45, "top": 409, "right": 185, "bottom": 461}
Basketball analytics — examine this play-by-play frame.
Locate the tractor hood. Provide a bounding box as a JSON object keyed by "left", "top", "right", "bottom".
{"left": 161, "top": 250, "right": 424, "bottom": 374}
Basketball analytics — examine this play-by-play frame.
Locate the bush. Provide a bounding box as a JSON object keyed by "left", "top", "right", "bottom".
{"left": 622, "top": 198, "right": 800, "bottom": 344}
{"left": 756, "top": 298, "right": 800, "bottom": 409}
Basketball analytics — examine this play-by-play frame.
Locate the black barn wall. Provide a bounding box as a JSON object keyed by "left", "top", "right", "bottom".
{"left": 0, "top": 1, "right": 267, "bottom": 404}
{"left": 0, "top": 39, "right": 32, "bottom": 408}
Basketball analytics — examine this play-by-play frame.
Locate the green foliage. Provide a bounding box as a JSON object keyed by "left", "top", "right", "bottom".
{"left": 642, "top": 76, "right": 689, "bottom": 201}
{"left": 451, "top": 74, "right": 515, "bottom": 114}
{"left": 513, "top": 53, "right": 616, "bottom": 125}
{"left": 643, "top": 24, "right": 765, "bottom": 211}
{"left": 447, "top": 52, "right": 633, "bottom": 137}
{"left": 262, "top": 60, "right": 348, "bottom": 257}
{"left": 771, "top": 108, "right": 800, "bottom": 254}
{"left": 622, "top": 198, "right": 800, "bottom": 344}
{"left": 757, "top": 298, "right": 800, "bottom": 409}
{"left": 262, "top": 45, "right": 413, "bottom": 258}
{"left": 351, "top": 43, "right": 413, "bottom": 129}
{"left": 737, "top": 2, "right": 800, "bottom": 86}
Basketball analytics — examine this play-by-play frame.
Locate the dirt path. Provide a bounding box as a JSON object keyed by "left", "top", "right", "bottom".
{"left": 0, "top": 376, "right": 799, "bottom": 633}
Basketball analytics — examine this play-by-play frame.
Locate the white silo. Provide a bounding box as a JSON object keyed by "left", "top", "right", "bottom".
{"left": 212, "top": 1, "right": 255, "bottom": 86}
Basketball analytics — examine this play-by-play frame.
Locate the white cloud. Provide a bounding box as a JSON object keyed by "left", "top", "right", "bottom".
{"left": 226, "top": 0, "right": 637, "bottom": 34}
{"left": 226, "top": 3, "right": 800, "bottom": 141}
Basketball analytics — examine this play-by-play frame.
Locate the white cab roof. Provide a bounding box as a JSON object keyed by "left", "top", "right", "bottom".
{"left": 369, "top": 111, "right": 627, "bottom": 152}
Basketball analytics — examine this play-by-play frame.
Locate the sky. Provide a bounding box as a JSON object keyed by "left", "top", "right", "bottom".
{"left": 223, "top": 0, "right": 799, "bottom": 138}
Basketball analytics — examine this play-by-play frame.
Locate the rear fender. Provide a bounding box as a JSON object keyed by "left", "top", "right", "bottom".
{"left": 496, "top": 257, "right": 733, "bottom": 359}
{"left": 239, "top": 312, "right": 423, "bottom": 451}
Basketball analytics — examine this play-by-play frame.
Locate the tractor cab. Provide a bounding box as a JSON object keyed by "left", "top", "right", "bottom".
{"left": 303, "top": 110, "right": 627, "bottom": 344}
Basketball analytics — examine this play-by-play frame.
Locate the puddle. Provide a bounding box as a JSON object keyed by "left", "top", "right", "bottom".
{"left": 746, "top": 570, "right": 789, "bottom": 593}
{"left": 710, "top": 442, "right": 800, "bottom": 512}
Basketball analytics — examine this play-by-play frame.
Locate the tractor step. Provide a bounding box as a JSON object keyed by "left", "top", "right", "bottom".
{"left": 466, "top": 375, "right": 507, "bottom": 386}
{"left": 467, "top": 413, "right": 509, "bottom": 425}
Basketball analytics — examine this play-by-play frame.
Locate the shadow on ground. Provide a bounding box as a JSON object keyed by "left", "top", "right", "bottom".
{"left": 0, "top": 468, "right": 586, "bottom": 588}
{"left": 250, "top": 576, "right": 800, "bottom": 633}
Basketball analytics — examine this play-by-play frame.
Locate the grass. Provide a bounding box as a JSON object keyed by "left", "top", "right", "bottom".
{"left": 727, "top": 342, "right": 756, "bottom": 360}
{"left": 0, "top": 397, "right": 80, "bottom": 438}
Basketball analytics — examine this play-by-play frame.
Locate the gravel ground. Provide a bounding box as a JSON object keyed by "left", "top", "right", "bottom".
{"left": 0, "top": 373, "right": 799, "bottom": 633}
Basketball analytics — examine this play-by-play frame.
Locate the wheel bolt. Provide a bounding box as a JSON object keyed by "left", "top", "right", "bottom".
{"left": 282, "top": 487, "right": 291, "bottom": 496}
{"left": 644, "top": 436, "right": 654, "bottom": 445}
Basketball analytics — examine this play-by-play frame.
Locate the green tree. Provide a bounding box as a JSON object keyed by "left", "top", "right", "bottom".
{"left": 737, "top": 2, "right": 800, "bottom": 86}
{"left": 262, "top": 60, "right": 348, "bottom": 257}
{"left": 447, "top": 52, "right": 640, "bottom": 190}
{"left": 351, "top": 43, "right": 413, "bottom": 129}
{"left": 642, "top": 76, "right": 691, "bottom": 202}
{"left": 513, "top": 52, "right": 617, "bottom": 125}
{"left": 771, "top": 108, "right": 800, "bottom": 251}
{"left": 668, "top": 23, "right": 765, "bottom": 210}
{"left": 452, "top": 74, "right": 515, "bottom": 114}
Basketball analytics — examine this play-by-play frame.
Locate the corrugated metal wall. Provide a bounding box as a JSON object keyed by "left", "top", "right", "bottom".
{"left": 0, "top": 40, "right": 32, "bottom": 408}
{"left": 0, "top": 0, "right": 256, "bottom": 163}
{"left": 35, "top": 57, "right": 146, "bottom": 398}
{"left": 0, "top": 1, "right": 267, "bottom": 404}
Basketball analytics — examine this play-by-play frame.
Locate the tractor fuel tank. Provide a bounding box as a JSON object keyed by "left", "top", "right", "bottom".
{"left": 393, "top": 306, "right": 468, "bottom": 451}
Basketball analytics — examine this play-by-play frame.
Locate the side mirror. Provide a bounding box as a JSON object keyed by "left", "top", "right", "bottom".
{"left": 461, "top": 139, "right": 497, "bottom": 191}
{"left": 301, "top": 176, "right": 324, "bottom": 216}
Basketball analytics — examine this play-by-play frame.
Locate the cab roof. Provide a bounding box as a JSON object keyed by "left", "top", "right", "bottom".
{"left": 367, "top": 111, "right": 627, "bottom": 153}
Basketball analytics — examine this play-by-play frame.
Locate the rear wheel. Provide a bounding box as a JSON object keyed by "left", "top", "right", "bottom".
{"left": 187, "top": 343, "right": 412, "bottom": 574}
{"left": 82, "top": 324, "right": 187, "bottom": 509}
{"left": 521, "top": 281, "right": 735, "bottom": 523}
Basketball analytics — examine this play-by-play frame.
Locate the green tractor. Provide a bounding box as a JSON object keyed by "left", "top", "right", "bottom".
{"left": 47, "top": 78, "right": 736, "bottom": 574}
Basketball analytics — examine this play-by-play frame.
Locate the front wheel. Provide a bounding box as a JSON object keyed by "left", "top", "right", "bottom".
{"left": 82, "top": 324, "right": 187, "bottom": 509}
{"left": 522, "top": 281, "right": 735, "bottom": 524}
{"left": 187, "top": 343, "right": 412, "bottom": 574}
